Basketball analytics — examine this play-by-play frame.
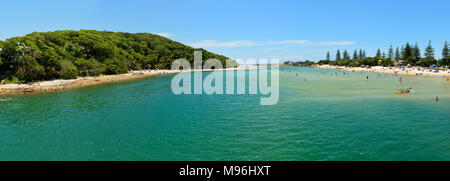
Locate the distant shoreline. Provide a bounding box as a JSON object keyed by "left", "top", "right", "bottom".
{"left": 313, "top": 64, "right": 450, "bottom": 78}
{"left": 0, "top": 66, "right": 256, "bottom": 97}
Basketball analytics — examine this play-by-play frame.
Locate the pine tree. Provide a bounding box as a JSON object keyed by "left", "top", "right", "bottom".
{"left": 443, "top": 41, "right": 449, "bottom": 59}
{"left": 326, "top": 51, "right": 331, "bottom": 61}
{"left": 336, "top": 50, "right": 341, "bottom": 60}
{"left": 424, "top": 40, "right": 435, "bottom": 59}
{"left": 376, "top": 49, "right": 382, "bottom": 57}
{"left": 382, "top": 51, "right": 386, "bottom": 59}
{"left": 442, "top": 41, "right": 450, "bottom": 66}
{"left": 363, "top": 50, "right": 366, "bottom": 58}
{"left": 359, "top": 49, "right": 363, "bottom": 59}
{"left": 400, "top": 45, "right": 404, "bottom": 59}
{"left": 413, "top": 43, "right": 421, "bottom": 60}
{"left": 353, "top": 50, "right": 358, "bottom": 60}
{"left": 388, "top": 45, "right": 394, "bottom": 60}
{"left": 395, "top": 47, "right": 401, "bottom": 60}
{"left": 343, "top": 50, "right": 350, "bottom": 60}
{"left": 403, "top": 42, "right": 414, "bottom": 65}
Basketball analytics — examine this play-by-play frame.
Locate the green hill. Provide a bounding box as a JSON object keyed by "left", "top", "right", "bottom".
{"left": 0, "top": 30, "right": 236, "bottom": 82}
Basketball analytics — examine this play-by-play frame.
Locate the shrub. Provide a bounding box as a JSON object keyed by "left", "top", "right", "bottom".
{"left": 75, "top": 58, "right": 105, "bottom": 76}
{"left": 60, "top": 60, "right": 78, "bottom": 79}
{"left": 104, "top": 58, "right": 128, "bottom": 74}
{"left": 16, "top": 55, "right": 45, "bottom": 82}
{"left": 3, "top": 76, "right": 19, "bottom": 84}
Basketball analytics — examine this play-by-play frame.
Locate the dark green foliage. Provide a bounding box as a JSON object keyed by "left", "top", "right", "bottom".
{"left": 335, "top": 50, "right": 341, "bottom": 60}
{"left": 376, "top": 49, "right": 382, "bottom": 58}
{"left": 443, "top": 41, "right": 449, "bottom": 59}
{"left": 402, "top": 43, "right": 415, "bottom": 65}
{"left": 104, "top": 58, "right": 128, "bottom": 74}
{"left": 284, "top": 60, "right": 314, "bottom": 66}
{"left": 343, "top": 50, "right": 350, "bottom": 60}
{"left": 74, "top": 58, "right": 105, "bottom": 76}
{"left": 0, "top": 30, "right": 232, "bottom": 82}
{"left": 322, "top": 41, "right": 450, "bottom": 67}
{"left": 60, "top": 59, "right": 78, "bottom": 79}
{"left": 388, "top": 45, "right": 393, "bottom": 60}
{"left": 4, "top": 76, "right": 19, "bottom": 84}
{"left": 353, "top": 50, "right": 358, "bottom": 60}
{"left": 419, "top": 57, "right": 437, "bottom": 67}
{"left": 319, "top": 57, "right": 394, "bottom": 67}
{"left": 413, "top": 43, "right": 421, "bottom": 60}
{"left": 424, "top": 40, "right": 435, "bottom": 59}
{"left": 395, "top": 47, "right": 400, "bottom": 60}
{"left": 439, "top": 59, "right": 449, "bottom": 66}
{"left": 440, "top": 41, "right": 450, "bottom": 66}
{"left": 16, "top": 55, "right": 45, "bottom": 81}
{"left": 318, "top": 60, "right": 330, "bottom": 65}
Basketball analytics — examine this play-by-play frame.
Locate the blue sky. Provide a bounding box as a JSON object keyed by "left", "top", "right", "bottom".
{"left": 1, "top": 0, "right": 449, "bottom": 62}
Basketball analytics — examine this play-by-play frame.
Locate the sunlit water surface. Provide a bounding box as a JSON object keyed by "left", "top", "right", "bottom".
{"left": 0, "top": 67, "right": 448, "bottom": 160}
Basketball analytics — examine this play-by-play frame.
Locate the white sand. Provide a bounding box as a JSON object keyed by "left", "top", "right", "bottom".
{"left": 317, "top": 65, "right": 450, "bottom": 77}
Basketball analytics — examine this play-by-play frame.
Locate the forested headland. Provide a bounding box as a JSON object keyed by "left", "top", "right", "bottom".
{"left": 0, "top": 30, "right": 237, "bottom": 83}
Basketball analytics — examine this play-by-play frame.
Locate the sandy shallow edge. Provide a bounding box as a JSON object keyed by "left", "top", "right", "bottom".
{"left": 314, "top": 65, "right": 450, "bottom": 78}
{"left": 0, "top": 66, "right": 256, "bottom": 97}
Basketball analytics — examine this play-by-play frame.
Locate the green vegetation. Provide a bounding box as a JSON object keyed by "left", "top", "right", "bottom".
{"left": 0, "top": 30, "right": 237, "bottom": 82}
{"left": 283, "top": 60, "right": 315, "bottom": 66}
{"left": 319, "top": 41, "right": 450, "bottom": 67}
{"left": 3, "top": 76, "right": 19, "bottom": 84}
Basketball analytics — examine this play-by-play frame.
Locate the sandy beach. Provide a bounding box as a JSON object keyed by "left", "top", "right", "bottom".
{"left": 315, "top": 64, "right": 450, "bottom": 78}
{"left": 0, "top": 66, "right": 256, "bottom": 96}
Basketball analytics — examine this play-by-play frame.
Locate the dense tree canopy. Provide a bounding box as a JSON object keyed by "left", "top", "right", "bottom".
{"left": 0, "top": 30, "right": 236, "bottom": 82}
{"left": 320, "top": 41, "right": 450, "bottom": 68}
{"left": 283, "top": 60, "right": 314, "bottom": 66}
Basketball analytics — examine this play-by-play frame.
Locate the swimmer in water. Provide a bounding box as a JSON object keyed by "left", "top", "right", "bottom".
{"left": 366, "top": 76, "right": 369, "bottom": 80}
{"left": 435, "top": 96, "right": 439, "bottom": 102}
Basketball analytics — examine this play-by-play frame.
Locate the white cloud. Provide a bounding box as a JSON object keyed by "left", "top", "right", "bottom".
{"left": 318, "top": 41, "right": 356, "bottom": 45}
{"left": 155, "top": 32, "right": 173, "bottom": 38}
{"left": 190, "top": 40, "right": 256, "bottom": 47}
{"left": 265, "top": 40, "right": 312, "bottom": 45}
{"left": 190, "top": 40, "right": 355, "bottom": 47}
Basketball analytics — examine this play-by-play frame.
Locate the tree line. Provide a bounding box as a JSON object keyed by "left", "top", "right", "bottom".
{"left": 283, "top": 60, "right": 315, "bottom": 66}
{"left": 0, "top": 30, "right": 237, "bottom": 83}
{"left": 318, "top": 41, "right": 450, "bottom": 67}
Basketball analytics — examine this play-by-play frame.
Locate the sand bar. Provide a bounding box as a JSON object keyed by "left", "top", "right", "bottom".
{"left": 0, "top": 66, "right": 256, "bottom": 96}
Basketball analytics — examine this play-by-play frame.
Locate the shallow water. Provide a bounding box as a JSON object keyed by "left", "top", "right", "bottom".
{"left": 0, "top": 67, "right": 449, "bottom": 160}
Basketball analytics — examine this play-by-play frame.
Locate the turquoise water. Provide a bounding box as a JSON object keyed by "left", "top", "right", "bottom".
{"left": 0, "top": 67, "right": 449, "bottom": 161}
